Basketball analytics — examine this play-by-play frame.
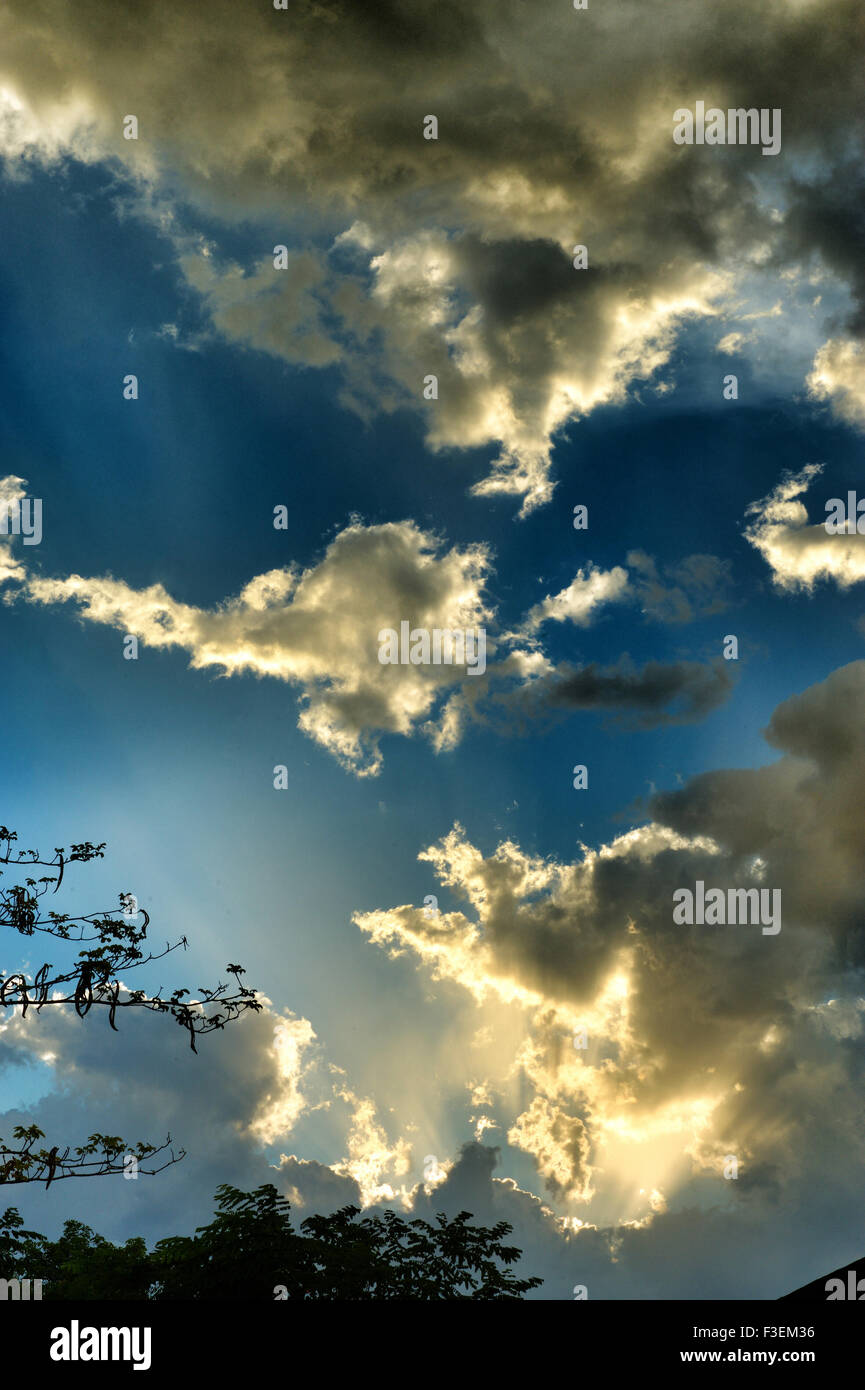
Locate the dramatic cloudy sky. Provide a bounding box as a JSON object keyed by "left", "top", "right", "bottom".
{"left": 1, "top": 0, "right": 865, "bottom": 1299}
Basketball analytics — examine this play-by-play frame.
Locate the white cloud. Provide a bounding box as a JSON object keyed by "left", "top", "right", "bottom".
{"left": 0, "top": 481, "right": 736, "bottom": 768}
{"left": 744, "top": 463, "right": 865, "bottom": 591}
{"left": 806, "top": 337, "right": 865, "bottom": 428}
{"left": 0, "top": 474, "right": 29, "bottom": 585}
{"left": 0, "top": 502, "right": 494, "bottom": 776}
{"left": 520, "top": 565, "right": 630, "bottom": 633}
{"left": 354, "top": 661, "right": 865, "bottom": 1225}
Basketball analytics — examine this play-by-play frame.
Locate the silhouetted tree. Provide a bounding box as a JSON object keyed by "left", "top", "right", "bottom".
{"left": 0, "top": 827, "right": 260, "bottom": 1186}
{"left": 2, "top": 1184, "right": 543, "bottom": 1299}
{"left": 4, "top": 1212, "right": 153, "bottom": 1300}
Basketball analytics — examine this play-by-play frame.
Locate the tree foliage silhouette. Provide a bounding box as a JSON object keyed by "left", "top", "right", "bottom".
{"left": 1, "top": 1184, "right": 543, "bottom": 1299}
{"left": 0, "top": 827, "right": 260, "bottom": 1186}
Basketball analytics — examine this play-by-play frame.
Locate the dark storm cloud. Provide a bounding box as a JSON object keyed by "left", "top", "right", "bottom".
{"left": 357, "top": 661, "right": 865, "bottom": 1223}
{"left": 628, "top": 551, "right": 734, "bottom": 624}
{"left": 496, "top": 656, "right": 734, "bottom": 730}
{"left": 4, "top": 0, "right": 865, "bottom": 505}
